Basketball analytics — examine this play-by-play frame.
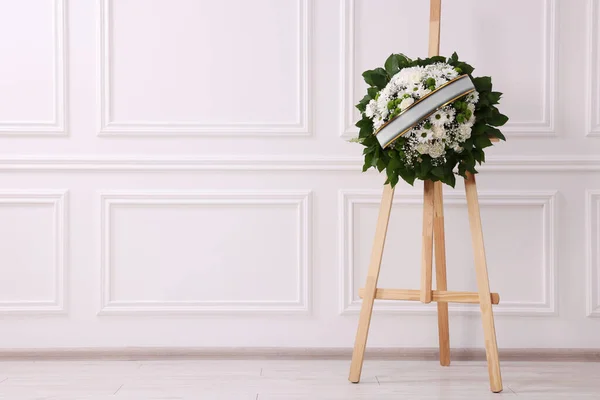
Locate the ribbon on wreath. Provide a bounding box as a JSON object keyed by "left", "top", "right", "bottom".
{"left": 375, "top": 75, "right": 476, "bottom": 148}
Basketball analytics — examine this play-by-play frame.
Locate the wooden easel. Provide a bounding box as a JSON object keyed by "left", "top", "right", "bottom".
{"left": 348, "top": 0, "right": 503, "bottom": 393}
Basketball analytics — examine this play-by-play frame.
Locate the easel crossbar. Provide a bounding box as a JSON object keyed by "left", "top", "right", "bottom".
{"left": 358, "top": 288, "right": 500, "bottom": 304}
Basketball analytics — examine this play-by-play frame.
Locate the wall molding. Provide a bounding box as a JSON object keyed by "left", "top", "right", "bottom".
{"left": 97, "top": 0, "right": 311, "bottom": 136}
{"left": 1, "top": 155, "right": 600, "bottom": 172}
{"left": 340, "top": 0, "right": 557, "bottom": 138}
{"left": 587, "top": 0, "right": 600, "bottom": 136}
{"left": 339, "top": 189, "right": 557, "bottom": 316}
{"left": 0, "top": 347, "right": 596, "bottom": 361}
{"left": 0, "top": 0, "right": 67, "bottom": 135}
{"left": 0, "top": 190, "right": 68, "bottom": 314}
{"left": 99, "top": 190, "right": 311, "bottom": 315}
{"left": 586, "top": 190, "right": 600, "bottom": 317}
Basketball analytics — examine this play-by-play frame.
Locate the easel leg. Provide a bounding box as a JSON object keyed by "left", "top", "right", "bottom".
{"left": 464, "top": 172, "right": 503, "bottom": 393}
{"left": 349, "top": 184, "right": 395, "bottom": 383}
{"left": 433, "top": 181, "right": 450, "bottom": 366}
{"left": 420, "top": 180, "right": 434, "bottom": 303}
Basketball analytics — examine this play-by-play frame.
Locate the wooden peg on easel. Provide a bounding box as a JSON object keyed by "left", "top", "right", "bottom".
{"left": 348, "top": 0, "right": 503, "bottom": 393}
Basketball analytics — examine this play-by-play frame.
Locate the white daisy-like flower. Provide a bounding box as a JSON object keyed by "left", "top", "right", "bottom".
{"left": 412, "top": 85, "right": 431, "bottom": 99}
{"left": 373, "top": 117, "right": 385, "bottom": 131}
{"left": 414, "top": 126, "right": 434, "bottom": 143}
{"left": 430, "top": 110, "right": 449, "bottom": 127}
{"left": 466, "top": 112, "right": 475, "bottom": 125}
{"left": 365, "top": 99, "right": 377, "bottom": 118}
{"left": 443, "top": 68, "right": 459, "bottom": 80}
{"left": 399, "top": 97, "right": 414, "bottom": 111}
{"left": 468, "top": 91, "right": 479, "bottom": 104}
{"left": 376, "top": 98, "right": 389, "bottom": 118}
{"left": 408, "top": 70, "right": 424, "bottom": 85}
{"left": 394, "top": 66, "right": 425, "bottom": 86}
{"left": 429, "top": 141, "right": 445, "bottom": 158}
{"left": 467, "top": 103, "right": 475, "bottom": 113}
{"left": 434, "top": 77, "right": 448, "bottom": 88}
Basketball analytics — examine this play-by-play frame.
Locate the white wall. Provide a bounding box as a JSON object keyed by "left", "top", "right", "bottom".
{"left": 0, "top": 0, "right": 598, "bottom": 350}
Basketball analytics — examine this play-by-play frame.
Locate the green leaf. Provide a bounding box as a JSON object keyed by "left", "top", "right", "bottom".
{"left": 487, "top": 126, "right": 506, "bottom": 141}
{"left": 472, "top": 76, "right": 492, "bottom": 92}
{"left": 449, "top": 52, "right": 459, "bottom": 64}
{"left": 455, "top": 62, "right": 474, "bottom": 75}
{"left": 488, "top": 113, "right": 509, "bottom": 126}
{"left": 488, "top": 91, "right": 502, "bottom": 105}
{"left": 355, "top": 117, "right": 371, "bottom": 129}
{"left": 457, "top": 162, "right": 467, "bottom": 178}
{"left": 356, "top": 116, "right": 374, "bottom": 139}
{"left": 363, "top": 153, "right": 374, "bottom": 171}
{"left": 356, "top": 95, "right": 371, "bottom": 112}
{"left": 472, "top": 148, "right": 484, "bottom": 164}
{"left": 389, "top": 174, "right": 399, "bottom": 187}
{"left": 370, "top": 152, "right": 379, "bottom": 167}
{"left": 367, "top": 87, "right": 379, "bottom": 99}
{"left": 387, "top": 157, "right": 401, "bottom": 171}
{"left": 462, "top": 139, "right": 474, "bottom": 151}
{"left": 431, "top": 166, "right": 445, "bottom": 178}
{"left": 445, "top": 172, "right": 456, "bottom": 188}
{"left": 429, "top": 56, "right": 446, "bottom": 64}
{"left": 363, "top": 146, "right": 376, "bottom": 155}
{"left": 398, "top": 167, "right": 416, "bottom": 186}
{"left": 362, "top": 68, "right": 389, "bottom": 89}
{"left": 384, "top": 54, "right": 400, "bottom": 76}
{"left": 419, "top": 157, "right": 433, "bottom": 177}
{"left": 475, "top": 135, "right": 493, "bottom": 149}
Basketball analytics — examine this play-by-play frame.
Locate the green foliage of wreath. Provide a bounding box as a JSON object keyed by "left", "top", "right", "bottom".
{"left": 354, "top": 53, "right": 508, "bottom": 188}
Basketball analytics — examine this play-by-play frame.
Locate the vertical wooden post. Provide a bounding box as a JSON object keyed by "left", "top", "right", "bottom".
{"left": 420, "top": 181, "right": 434, "bottom": 303}
{"left": 465, "top": 172, "right": 503, "bottom": 393}
{"left": 349, "top": 184, "right": 395, "bottom": 383}
{"left": 427, "top": 0, "right": 450, "bottom": 364}
{"left": 433, "top": 181, "right": 450, "bottom": 366}
{"left": 428, "top": 0, "right": 442, "bottom": 57}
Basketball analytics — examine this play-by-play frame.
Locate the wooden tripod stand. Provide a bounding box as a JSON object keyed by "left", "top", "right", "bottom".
{"left": 348, "top": 0, "right": 503, "bottom": 394}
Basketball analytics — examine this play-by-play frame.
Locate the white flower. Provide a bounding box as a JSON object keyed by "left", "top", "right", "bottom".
{"left": 430, "top": 110, "right": 449, "bottom": 127}
{"left": 458, "top": 124, "right": 472, "bottom": 140}
{"left": 416, "top": 143, "right": 430, "bottom": 155}
{"left": 394, "top": 66, "right": 425, "bottom": 86}
{"left": 452, "top": 144, "right": 464, "bottom": 153}
{"left": 399, "top": 97, "right": 414, "bottom": 111}
{"left": 376, "top": 98, "right": 389, "bottom": 119}
{"left": 432, "top": 125, "right": 446, "bottom": 139}
{"left": 466, "top": 112, "right": 475, "bottom": 126}
{"left": 413, "top": 86, "right": 432, "bottom": 99}
{"left": 428, "top": 141, "right": 445, "bottom": 158}
{"left": 373, "top": 117, "right": 385, "bottom": 131}
{"left": 468, "top": 91, "right": 479, "bottom": 104}
{"left": 414, "top": 127, "right": 434, "bottom": 143}
{"left": 443, "top": 67, "right": 459, "bottom": 79}
{"left": 467, "top": 103, "right": 475, "bottom": 113}
{"left": 408, "top": 70, "right": 424, "bottom": 85}
{"left": 435, "top": 77, "right": 448, "bottom": 88}
{"left": 365, "top": 99, "right": 377, "bottom": 118}
{"left": 445, "top": 107, "right": 456, "bottom": 121}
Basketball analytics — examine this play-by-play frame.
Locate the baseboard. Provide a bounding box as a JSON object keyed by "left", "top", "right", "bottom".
{"left": 0, "top": 347, "right": 597, "bottom": 362}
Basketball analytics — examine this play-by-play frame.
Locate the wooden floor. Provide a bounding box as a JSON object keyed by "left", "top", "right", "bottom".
{"left": 0, "top": 359, "right": 597, "bottom": 399}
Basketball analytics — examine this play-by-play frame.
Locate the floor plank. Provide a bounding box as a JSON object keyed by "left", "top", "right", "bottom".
{"left": 0, "top": 359, "right": 596, "bottom": 399}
